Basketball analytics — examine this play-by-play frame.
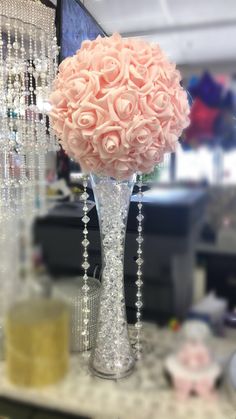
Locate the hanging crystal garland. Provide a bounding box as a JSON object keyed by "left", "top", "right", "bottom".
{"left": 81, "top": 176, "right": 90, "bottom": 352}
{"left": 135, "top": 174, "right": 144, "bottom": 360}
{"left": 0, "top": 0, "right": 59, "bottom": 302}
{"left": 0, "top": 0, "right": 59, "bottom": 215}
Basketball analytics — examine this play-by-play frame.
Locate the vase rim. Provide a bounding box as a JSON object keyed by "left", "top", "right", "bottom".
{"left": 90, "top": 172, "right": 136, "bottom": 183}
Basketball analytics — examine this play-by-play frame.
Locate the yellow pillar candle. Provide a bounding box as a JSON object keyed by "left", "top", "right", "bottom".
{"left": 6, "top": 299, "right": 69, "bottom": 388}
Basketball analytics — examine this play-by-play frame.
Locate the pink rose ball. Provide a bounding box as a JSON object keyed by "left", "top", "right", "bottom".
{"left": 50, "top": 33, "right": 190, "bottom": 180}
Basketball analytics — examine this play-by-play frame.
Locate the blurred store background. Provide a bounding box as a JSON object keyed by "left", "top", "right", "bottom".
{"left": 37, "top": 0, "right": 236, "bottom": 323}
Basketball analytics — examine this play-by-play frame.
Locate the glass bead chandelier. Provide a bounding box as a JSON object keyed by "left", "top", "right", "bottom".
{"left": 0, "top": 0, "right": 58, "bottom": 306}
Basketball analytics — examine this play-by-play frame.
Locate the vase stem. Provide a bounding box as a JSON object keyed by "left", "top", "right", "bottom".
{"left": 90, "top": 174, "right": 135, "bottom": 379}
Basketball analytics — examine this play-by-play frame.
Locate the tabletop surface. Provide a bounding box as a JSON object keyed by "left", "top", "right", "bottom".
{"left": 0, "top": 324, "right": 235, "bottom": 419}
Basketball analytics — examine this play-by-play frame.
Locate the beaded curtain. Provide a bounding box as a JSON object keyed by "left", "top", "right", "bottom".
{"left": 0, "top": 0, "right": 58, "bottom": 314}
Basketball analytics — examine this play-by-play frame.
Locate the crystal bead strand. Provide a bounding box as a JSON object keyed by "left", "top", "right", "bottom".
{"left": 24, "top": 27, "right": 36, "bottom": 286}
{"left": 19, "top": 23, "right": 26, "bottom": 125}
{"left": 13, "top": 23, "right": 21, "bottom": 210}
{"left": 81, "top": 175, "right": 90, "bottom": 352}
{"left": 19, "top": 155, "right": 27, "bottom": 214}
{"left": 23, "top": 24, "right": 30, "bottom": 213}
{"left": 6, "top": 20, "right": 14, "bottom": 210}
{"left": 34, "top": 29, "right": 42, "bottom": 213}
{"left": 0, "top": 15, "right": 3, "bottom": 83}
{"left": 6, "top": 20, "right": 14, "bottom": 137}
{"left": 47, "top": 36, "right": 55, "bottom": 150}
{"left": 0, "top": 16, "right": 6, "bottom": 217}
{"left": 28, "top": 27, "right": 36, "bottom": 215}
{"left": 13, "top": 23, "right": 20, "bottom": 103}
{"left": 37, "top": 153, "right": 47, "bottom": 216}
{"left": 50, "top": 35, "right": 59, "bottom": 152}
{"left": 0, "top": 16, "right": 5, "bottom": 122}
{"left": 33, "top": 28, "right": 39, "bottom": 120}
{"left": 135, "top": 174, "right": 144, "bottom": 360}
{"left": 19, "top": 25, "right": 26, "bottom": 214}
{"left": 39, "top": 29, "right": 47, "bottom": 139}
{"left": 39, "top": 28, "right": 49, "bottom": 179}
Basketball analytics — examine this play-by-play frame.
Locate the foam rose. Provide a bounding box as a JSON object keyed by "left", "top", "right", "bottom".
{"left": 50, "top": 33, "right": 190, "bottom": 180}
{"left": 95, "top": 127, "right": 124, "bottom": 159}
{"left": 107, "top": 88, "right": 138, "bottom": 123}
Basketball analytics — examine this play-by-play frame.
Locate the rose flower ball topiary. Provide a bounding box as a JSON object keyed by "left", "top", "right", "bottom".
{"left": 49, "top": 33, "right": 190, "bottom": 180}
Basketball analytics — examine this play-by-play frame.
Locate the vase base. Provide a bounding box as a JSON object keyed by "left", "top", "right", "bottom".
{"left": 90, "top": 361, "right": 135, "bottom": 380}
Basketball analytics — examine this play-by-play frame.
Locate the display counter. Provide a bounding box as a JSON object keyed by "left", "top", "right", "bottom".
{"left": 0, "top": 325, "right": 235, "bottom": 419}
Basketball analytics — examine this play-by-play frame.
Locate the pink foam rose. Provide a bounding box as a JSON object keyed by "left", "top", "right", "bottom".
{"left": 93, "top": 48, "right": 130, "bottom": 88}
{"left": 58, "top": 57, "right": 75, "bottom": 79}
{"left": 50, "top": 91, "right": 67, "bottom": 108}
{"left": 79, "top": 154, "right": 104, "bottom": 174}
{"left": 129, "top": 40, "right": 154, "bottom": 67}
{"left": 72, "top": 110, "right": 96, "bottom": 129}
{"left": 92, "top": 124, "right": 125, "bottom": 159}
{"left": 97, "top": 130, "right": 123, "bottom": 159}
{"left": 136, "top": 147, "right": 164, "bottom": 173}
{"left": 64, "top": 80, "right": 86, "bottom": 104}
{"left": 126, "top": 118, "right": 155, "bottom": 152}
{"left": 69, "top": 71, "right": 100, "bottom": 104}
{"left": 108, "top": 158, "right": 135, "bottom": 180}
{"left": 171, "top": 90, "right": 190, "bottom": 134}
{"left": 151, "top": 43, "right": 168, "bottom": 63}
{"left": 50, "top": 114, "right": 65, "bottom": 137}
{"left": 155, "top": 120, "right": 178, "bottom": 150}
{"left": 107, "top": 88, "right": 138, "bottom": 123}
{"left": 128, "top": 64, "right": 154, "bottom": 95}
{"left": 95, "top": 52, "right": 122, "bottom": 83}
{"left": 75, "top": 50, "right": 93, "bottom": 71}
{"left": 67, "top": 131, "right": 91, "bottom": 157}
{"left": 163, "top": 133, "right": 179, "bottom": 153}
{"left": 72, "top": 102, "right": 105, "bottom": 136}
{"left": 141, "top": 90, "right": 173, "bottom": 120}
{"left": 49, "top": 33, "right": 190, "bottom": 179}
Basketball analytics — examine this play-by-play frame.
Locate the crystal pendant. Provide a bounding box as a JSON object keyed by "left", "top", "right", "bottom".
{"left": 90, "top": 174, "right": 136, "bottom": 379}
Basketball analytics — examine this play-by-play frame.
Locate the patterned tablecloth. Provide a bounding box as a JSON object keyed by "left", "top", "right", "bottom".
{"left": 0, "top": 324, "right": 235, "bottom": 419}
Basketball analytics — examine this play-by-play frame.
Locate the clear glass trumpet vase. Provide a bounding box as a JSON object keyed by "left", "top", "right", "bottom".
{"left": 89, "top": 173, "right": 136, "bottom": 379}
